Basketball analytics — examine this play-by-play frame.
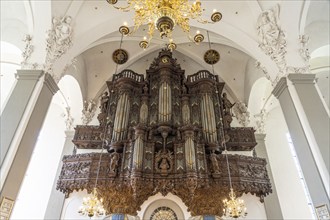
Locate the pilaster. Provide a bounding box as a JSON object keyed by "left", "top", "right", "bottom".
{"left": 1, "top": 70, "right": 43, "bottom": 167}
{"left": 288, "top": 73, "right": 329, "bottom": 174}
{"left": 0, "top": 73, "right": 59, "bottom": 204}
{"left": 272, "top": 77, "right": 330, "bottom": 209}
{"left": 254, "top": 133, "right": 283, "bottom": 220}
{"left": 44, "top": 130, "right": 75, "bottom": 219}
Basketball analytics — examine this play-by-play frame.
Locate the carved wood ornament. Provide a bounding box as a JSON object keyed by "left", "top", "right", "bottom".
{"left": 57, "top": 49, "right": 272, "bottom": 216}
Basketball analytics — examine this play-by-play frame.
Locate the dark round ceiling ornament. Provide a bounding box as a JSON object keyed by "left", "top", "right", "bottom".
{"left": 204, "top": 49, "right": 220, "bottom": 65}
{"left": 112, "top": 49, "right": 128, "bottom": 64}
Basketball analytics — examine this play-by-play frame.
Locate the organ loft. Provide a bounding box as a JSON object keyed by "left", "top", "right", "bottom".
{"left": 57, "top": 49, "right": 272, "bottom": 216}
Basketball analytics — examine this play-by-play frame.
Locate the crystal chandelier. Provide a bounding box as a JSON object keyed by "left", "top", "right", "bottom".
{"left": 78, "top": 188, "right": 106, "bottom": 218}
{"left": 223, "top": 188, "right": 247, "bottom": 218}
{"left": 222, "top": 145, "right": 248, "bottom": 218}
{"left": 106, "top": 0, "right": 222, "bottom": 50}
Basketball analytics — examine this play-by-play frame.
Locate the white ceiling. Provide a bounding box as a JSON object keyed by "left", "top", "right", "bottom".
{"left": 1, "top": 0, "right": 329, "bottom": 106}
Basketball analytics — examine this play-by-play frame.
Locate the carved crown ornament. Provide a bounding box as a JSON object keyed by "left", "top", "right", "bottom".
{"left": 57, "top": 49, "right": 272, "bottom": 217}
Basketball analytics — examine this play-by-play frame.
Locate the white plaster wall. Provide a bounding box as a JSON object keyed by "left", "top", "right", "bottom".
{"left": 264, "top": 105, "right": 314, "bottom": 219}
{"left": 244, "top": 58, "right": 264, "bottom": 104}
{"left": 0, "top": 42, "right": 22, "bottom": 111}
{"left": 11, "top": 103, "right": 66, "bottom": 219}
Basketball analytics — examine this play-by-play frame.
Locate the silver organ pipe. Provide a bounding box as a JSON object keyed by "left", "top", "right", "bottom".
{"left": 133, "top": 132, "right": 144, "bottom": 169}
{"left": 112, "top": 93, "right": 130, "bottom": 142}
{"left": 200, "top": 94, "right": 218, "bottom": 143}
{"left": 184, "top": 131, "right": 196, "bottom": 170}
{"left": 158, "top": 82, "right": 172, "bottom": 123}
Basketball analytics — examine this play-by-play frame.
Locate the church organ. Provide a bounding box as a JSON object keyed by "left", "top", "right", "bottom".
{"left": 57, "top": 49, "right": 272, "bottom": 216}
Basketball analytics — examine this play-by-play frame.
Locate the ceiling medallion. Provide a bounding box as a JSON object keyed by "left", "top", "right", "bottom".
{"left": 112, "top": 49, "right": 128, "bottom": 64}
{"left": 204, "top": 49, "right": 220, "bottom": 65}
{"left": 106, "top": 0, "right": 222, "bottom": 50}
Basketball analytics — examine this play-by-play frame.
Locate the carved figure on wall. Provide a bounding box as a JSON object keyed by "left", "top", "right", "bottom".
{"left": 210, "top": 152, "right": 220, "bottom": 173}
{"left": 222, "top": 93, "right": 235, "bottom": 128}
{"left": 258, "top": 11, "right": 280, "bottom": 47}
{"left": 182, "top": 84, "right": 187, "bottom": 94}
{"left": 100, "top": 92, "right": 109, "bottom": 113}
{"left": 82, "top": 100, "right": 97, "bottom": 125}
{"left": 160, "top": 158, "right": 169, "bottom": 170}
{"left": 21, "top": 34, "right": 34, "bottom": 67}
{"left": 155, "top": 150, "right": 173, "bottom": 176}
{"left": 110, "top": 152, "right": 120, "bottom": 173}
{"left": 233, "top": 101, "right": 250, "bottom": 127}
{"left": 257, "top": 4, "right": 286, "bottom": 72}
{"left": 55, "top": 16, "right": 73, "bottom": 46}
{"left": 140, "top": 101, "right": 148, "bottom": 124}
{"left": 143, "top": 83, "right": 148, "bottom": 94}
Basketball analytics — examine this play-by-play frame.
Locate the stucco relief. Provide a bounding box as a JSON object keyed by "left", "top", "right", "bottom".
{"left": 286, "top": 66, "right": 310, "bottom": 74}
{"left": 233, "top": 102, "right": 250, "bottom": 127}
{"left": 64, "top": 106, "right": 74, "bottom": 131}
{"left": 21, "top": 34, "right": 34, "bottom": 68}
{"left": 299, "top": 35, "right": 311, "bottom": 63}
{"left": 254, "top": 109, "right": 268, "bottom": 134}
{"left": 45, "top": 16, "right": 73, "bottom": 74}
{"left": 81, "top": 99, "right": 97, "bottom": 125}
{"left": 257, "top": 4, "right": 287, "bottom": 73}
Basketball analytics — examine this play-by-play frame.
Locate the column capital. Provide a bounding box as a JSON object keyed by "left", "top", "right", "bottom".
{"left": 272, "top": 77, "right": 288, "bottom": 99}
{"left": 15, "top": 69, "right": 44, "bottom": 80}
{"left": 44, "top": 73, "right": 59, "bottom": 95}
{"left": 288, "top": 74, "right": 316, "bottom": 85}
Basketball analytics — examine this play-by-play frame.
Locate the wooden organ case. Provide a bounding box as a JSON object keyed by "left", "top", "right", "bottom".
{"left": 57, "top": 49, "right": 272, "bottom": 216}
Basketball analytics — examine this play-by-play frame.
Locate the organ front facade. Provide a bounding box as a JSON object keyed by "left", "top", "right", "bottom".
{"left": 57, "top": 49, "right": 272, "bottom": 216}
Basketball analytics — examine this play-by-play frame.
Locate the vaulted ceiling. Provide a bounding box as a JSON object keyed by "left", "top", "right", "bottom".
{"left": 1, "top": 0, "right": 329, "bottom": 106}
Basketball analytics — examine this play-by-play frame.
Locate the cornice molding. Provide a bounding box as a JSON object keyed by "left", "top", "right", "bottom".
{"left": 16, "top": 69, "right": 43, "bottom": 81}
{"left": 44, "top": 73, "right": 59, "bottom": 95}
{"left": 288, "top": 74, "right": 316, "bottom": 85}
{"left": 272, "top": 77, "right": 288, "bottom": 99}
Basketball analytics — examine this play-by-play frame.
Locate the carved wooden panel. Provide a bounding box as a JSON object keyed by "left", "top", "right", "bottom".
{"left": 57, "top": 153, "right": 272, "bottom": 216}
{"left": 59, "top": 49, "right": 270, "bottom": 217}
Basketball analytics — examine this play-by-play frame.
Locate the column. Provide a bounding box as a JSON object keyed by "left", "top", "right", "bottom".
{"left": 0, "top": 70, "right": 43, "bottom": 166}
{"left": 44, "top": 130, "right": 75, "bottom": 219}
{"left": 287, "top": 74, "right": 329, "bottom": 174}
{"left": 254, "top": 133, "right": 283, "bottom": 220}
{"left": 272, "top": 77, "right": 330, "bottom": 208}
{"left": 0, "top": 73, "right": 59, "bottom": 202}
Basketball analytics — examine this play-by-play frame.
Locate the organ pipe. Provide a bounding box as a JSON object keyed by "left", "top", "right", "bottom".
{"left": 200, "top": 94, "right": 218, "bottom": 143}
{"left": 159, "top": 82, "right": 172, "bottom": 123}
{"left": 113, "top": 93, "right": 130, "bottom": 142}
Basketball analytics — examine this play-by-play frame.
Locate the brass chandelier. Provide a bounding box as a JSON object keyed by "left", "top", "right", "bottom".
{"left": 222, "top": 140, "right": 248, "bottom": 218}
{"left": 78, "top": 188, "right": 105, "bottom": 218}
{"left": 106, "top": 0, "right": 222, "bottom": 50}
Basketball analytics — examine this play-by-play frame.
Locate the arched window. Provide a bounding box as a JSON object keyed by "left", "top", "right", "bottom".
{"left": 0, "top": 41, "right": 21, "bottom": 110}
{"left": 150, "top": 206, "right": 178, "bottom": 220}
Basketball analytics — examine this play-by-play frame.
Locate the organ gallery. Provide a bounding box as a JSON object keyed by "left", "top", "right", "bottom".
{"left": 56, "top": 49, "right": 272, "bottom": 217}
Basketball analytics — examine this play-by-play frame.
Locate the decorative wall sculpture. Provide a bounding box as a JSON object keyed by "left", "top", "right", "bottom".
{"left": 257, "top": 4, "right": 287, "bottom": 73}
{"left": 57, "top": 49, "right": 272, "bottom": 216}
{"left": 45, "top": 16, "right": 73, "bottom": 74}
